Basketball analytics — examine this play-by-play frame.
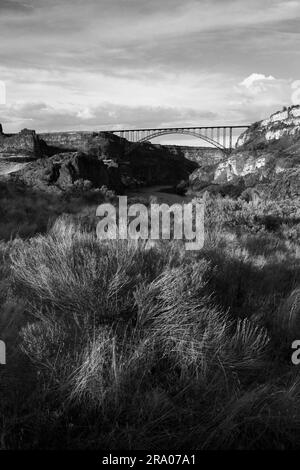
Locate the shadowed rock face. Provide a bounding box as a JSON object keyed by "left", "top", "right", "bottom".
{"left": 11, "top": 152, "right": 123, "bottom": 194}
{"left": 124, "top": 142, "right": 197, "bottom": 187}
{"left": 158, "top": 144, "right": 224, "bottom": 166}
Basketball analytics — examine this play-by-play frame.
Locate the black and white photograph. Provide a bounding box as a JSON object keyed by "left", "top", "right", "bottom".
{"left": 0, "top": 0, "right": 300, "bottom": 459}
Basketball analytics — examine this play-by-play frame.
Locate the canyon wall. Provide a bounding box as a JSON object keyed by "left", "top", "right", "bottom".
{"left": 189, "top": 105, "right": 300, "bottom": 199}
{"left": 39, "top": 131, "right": 127, "bottom": 159}
{"left": 0, "top": 128, "right": 45, "bottom": 160}
{"left": 40, "top": 133, "right": 223, "bottom": 167}
{"left": 0, "top": 125, "right": 222, "bottom": 169}
{"left": 237, "top": 105, "right": 300, "bottom": 149}
{"left": 158, "top": 144, "right": 224, "bottom": 166}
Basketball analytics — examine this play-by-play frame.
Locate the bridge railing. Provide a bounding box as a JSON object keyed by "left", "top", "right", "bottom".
{"left": 107, "top": 125, "right": 249, "bottom": 151}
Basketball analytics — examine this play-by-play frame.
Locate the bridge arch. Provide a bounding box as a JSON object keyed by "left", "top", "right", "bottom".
{"left": 125, "top": 129, "right": 230, "bottom": 155}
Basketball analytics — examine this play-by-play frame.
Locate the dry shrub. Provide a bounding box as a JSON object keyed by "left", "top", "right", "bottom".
{"left": 10, "top": 216, "right": 187, "bottom": 327}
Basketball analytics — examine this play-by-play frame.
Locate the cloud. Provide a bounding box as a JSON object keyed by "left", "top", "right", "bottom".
{"left": 0, "top": 101, "right": 218, "bottom": 133}
{"left": 0, "top": 0, "right": 33, "bottom": 12}
{"left": 0, "top": 1, "right": 299, "bottom": 134}
{"left": 228, "top": 73, "right": 295, "bottom": 122}
{"left": 0, "top": 0, "right": 300, "bottom": 76}
{"left": 237, "top": 73, "right": 293, "bottom": 101}
{"left": 239, "top": 74, "right": 276, "bottom": 94}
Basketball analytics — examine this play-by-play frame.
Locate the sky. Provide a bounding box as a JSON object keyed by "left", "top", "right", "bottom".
{"left": 0, "top": 0, "right": 299, "bottom": 145}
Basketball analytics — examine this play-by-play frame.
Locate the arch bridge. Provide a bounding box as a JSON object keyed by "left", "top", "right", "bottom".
{"left": 108, "top": 125, "right": 249, "bottom": 154}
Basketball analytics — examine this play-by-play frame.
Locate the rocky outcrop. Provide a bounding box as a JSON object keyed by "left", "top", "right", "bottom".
{"left": 213, "top": 151, "right": 275, "bottom": 184}
{"left": 237, "top": 105, "right": 300, "bottom": 149}
{"left": 0, "top": 128, "right": 47, "bottom": 160}
{"left": 11, "top": 152, "right": 123, "bottom": 194}
{"left": 0, "top": 127, "right": 130, "bottom": 162}
{"left": 39, "top": 131, "right": 128, "bottom": 160}
{"left": 188, "top": 105, "right": 300, "bottom": 199}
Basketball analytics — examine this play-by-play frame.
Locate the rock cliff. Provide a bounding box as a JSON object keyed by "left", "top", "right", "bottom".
{"left": 189, "top": 105, "right": 300, "bottom": 199}
{"left": 157, "top": 144, "right": 224, "bottom": 166}
{"left": 0, "top": 128, "right": 46, "bottom": 160}
{"left": 39, "top": 131, "right": 127, "bottom": 160}
{"left": 237, "top": 105, "right": 300, "bottom": 149}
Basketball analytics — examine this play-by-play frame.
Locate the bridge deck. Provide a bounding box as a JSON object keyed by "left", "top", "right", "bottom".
{"left": 109, "top": 125, "right": 250, "bottom": 152}
{"left": 108, "top": 125, "right": 249, "bottom": 132}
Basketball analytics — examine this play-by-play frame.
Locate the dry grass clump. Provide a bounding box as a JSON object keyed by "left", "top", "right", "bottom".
{"left": 10, "top": 216, "right": 186, "bottom": 327}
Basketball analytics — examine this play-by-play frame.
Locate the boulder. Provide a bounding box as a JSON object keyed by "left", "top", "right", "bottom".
{"left": 11, "top": 151, "right": 124, "bottom": 194}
